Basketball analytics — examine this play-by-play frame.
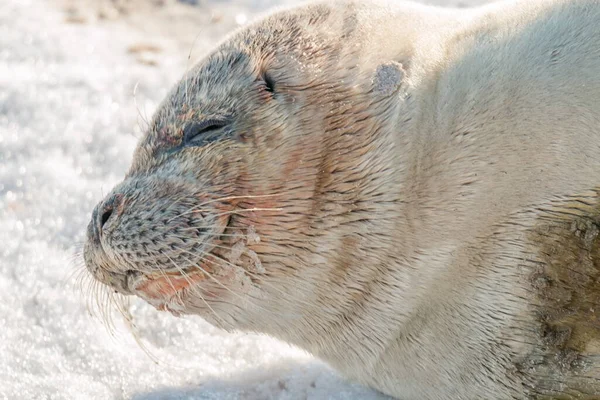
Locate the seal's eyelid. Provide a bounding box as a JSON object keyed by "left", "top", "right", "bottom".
{"left": 183, "top": 119, "right": 228, "bottom": 146}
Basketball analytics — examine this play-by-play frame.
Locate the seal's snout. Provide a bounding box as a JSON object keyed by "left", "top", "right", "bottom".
{"left": 90, "top": 193, "right": 125, "bottom": 241}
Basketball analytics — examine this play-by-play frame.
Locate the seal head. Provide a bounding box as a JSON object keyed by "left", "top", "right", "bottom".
{"left": 84, "top": 1, "right": 406, "bottom": 328}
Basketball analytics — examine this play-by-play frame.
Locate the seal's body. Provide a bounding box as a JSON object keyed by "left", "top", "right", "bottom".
{"left": 84, "top": 0, "right": 600, "bottom": 398}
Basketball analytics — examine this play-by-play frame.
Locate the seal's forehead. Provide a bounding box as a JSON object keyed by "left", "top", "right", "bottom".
{"left": 143, "top": 49, "right": 252, "bottom": 134}
{"left": 127, "top": 2, "right": 349, "bottom": 174}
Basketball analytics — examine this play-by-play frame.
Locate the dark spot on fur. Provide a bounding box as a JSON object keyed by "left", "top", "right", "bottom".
{"left": 531, "top": 211, "right": 600, "bottom": 355}
{"left": 525, "top": 193, "right": 600, "bottom": 396}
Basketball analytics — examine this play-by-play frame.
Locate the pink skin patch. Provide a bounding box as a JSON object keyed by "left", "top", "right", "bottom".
{"left": 134, "top": 270, "right": 208, "bottom": 301}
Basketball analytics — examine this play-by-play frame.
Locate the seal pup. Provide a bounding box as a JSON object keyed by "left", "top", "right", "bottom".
{"left": 84, "top": 0, "right": 600, "bottom": 398}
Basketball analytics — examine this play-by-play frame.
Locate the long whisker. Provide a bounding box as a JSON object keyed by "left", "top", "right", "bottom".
{"left": 194, "top": 193, "right": 285, "bottom": 208}
{"left": 115, "top": 296, "right": 163, "bottom": 366}
{"left": 105, "top": 289, "right": 118, "bottom": 336}
{"left": 103, "top": 287, "right": 118, "bottom": 336}
{"left": 176, "top": 228, "right": 256, "bottom": 239}
{"left": 169, "top": 193, "right": 285, "bottom": 223}
{"left": 184, "top": 27, "right": 206, "bottom": 108}
{"left": 94, "top": 281, "right": 113, "bottom": 336}
{"left": 133, "top": 81, "right": 149, "bottom": 136}
{"left": 168, "top": 206, "right": 282, "bottom": 223}
{"left": 211, "top": 207, "right": 283, "bottom": 219}
{"left": 178, "top": 227, "right": 315, "bottom": 244}
{"left": 70, "top": 264, "right": 87, "bottom": 289}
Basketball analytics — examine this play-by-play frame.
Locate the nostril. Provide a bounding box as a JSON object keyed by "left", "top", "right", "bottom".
{"left": 96, "top": 193, "right": 125, "bottom": 235}
{"left": 100, "top": 207, "right": 113, "bottom": 230}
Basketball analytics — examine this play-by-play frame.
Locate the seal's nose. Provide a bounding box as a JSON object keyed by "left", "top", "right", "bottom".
{"left": 99, "top": 201, "right": 115, "bottom": 230}
{"left": 89, "top": 193, "right": 125, "bottom": 242}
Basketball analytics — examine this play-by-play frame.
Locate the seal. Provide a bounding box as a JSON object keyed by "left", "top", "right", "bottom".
{"left": 83, "top": 0, "right": 600, "bottom": 398}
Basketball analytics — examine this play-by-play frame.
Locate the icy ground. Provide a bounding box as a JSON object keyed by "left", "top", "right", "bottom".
{"left": 1, "top": 0, "right": 487, "bottom": 398}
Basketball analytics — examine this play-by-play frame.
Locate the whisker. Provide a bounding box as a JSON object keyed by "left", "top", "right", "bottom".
{"left": 105, "top": 289, "right": 118, "bottom": 335}
{"left": 63, "top": 263, "right": 87, "bottom": 287}
{"left": 168, "top": 206, "right": 282, "bottom": 223}
{"left": 213, "top": 207, "right": 283, "bottom": 219}
{"left": 117, "top": 297, "right": 163, "bottom": 366}
{"left": 133, "top": 81, "right": 149, "bottom": 135}
{"left": 176, "top": 228, "right": 255, "bottom": 239}
{"left": 183, "top": 24, "right": 209, "bottom": 108}
{"left": 195, "top": 193, "right": 285, "bottom": 208}
{"left": 173, "top": 228, "right": 314, "bottom": 244}
{"left": 169, "top": 193, "right": 285, "bottom": 223}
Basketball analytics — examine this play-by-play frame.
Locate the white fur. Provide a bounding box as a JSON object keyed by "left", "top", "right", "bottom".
{"left": 86, "top": 0, "right": 600, "bottom": 398}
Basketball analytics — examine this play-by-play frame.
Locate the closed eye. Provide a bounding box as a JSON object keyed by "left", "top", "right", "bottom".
{"left": 183, "top": 119, "right": 228, "bottom": 147}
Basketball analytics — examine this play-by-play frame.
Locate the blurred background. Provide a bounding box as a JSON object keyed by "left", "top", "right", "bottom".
{"left": 0, "top": 0, "right": 488, "bottom": 398}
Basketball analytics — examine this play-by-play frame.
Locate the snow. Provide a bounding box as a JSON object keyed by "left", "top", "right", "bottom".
{"left": 0, "top": 0, "right": 486, "bottom": 398}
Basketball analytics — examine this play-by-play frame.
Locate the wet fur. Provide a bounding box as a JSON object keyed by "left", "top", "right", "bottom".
{"left": 84, "top": 0, "right": 600, "bottom": 398}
